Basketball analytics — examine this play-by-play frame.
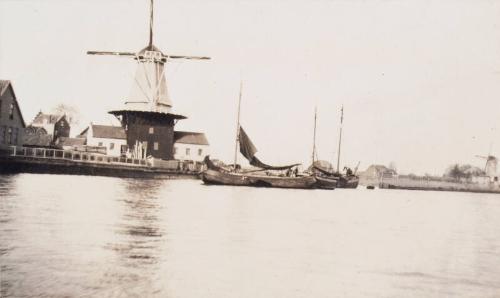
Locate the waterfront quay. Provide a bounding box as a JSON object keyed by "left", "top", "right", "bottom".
{"left": 0, "top": 146, "right": 202, "bottom": 179}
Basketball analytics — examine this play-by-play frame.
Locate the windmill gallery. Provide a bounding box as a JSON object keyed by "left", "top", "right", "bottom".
{"left": 1, "top": 1, "right": 499, "bottom": 193}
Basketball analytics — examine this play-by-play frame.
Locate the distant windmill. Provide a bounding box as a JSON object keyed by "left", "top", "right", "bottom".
{"left": 87, "top": 0, "right": 210, "bottom": 160}
{"left": 476, "top": 155, "right": 498, "bottom": 181}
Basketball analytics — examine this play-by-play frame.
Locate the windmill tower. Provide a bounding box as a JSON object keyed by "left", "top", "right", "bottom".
{"left": 476, "top": 155, "right": 498, "bottom": 182}
{"left": 87, "top": 0, "right": 210, "bottom": 159}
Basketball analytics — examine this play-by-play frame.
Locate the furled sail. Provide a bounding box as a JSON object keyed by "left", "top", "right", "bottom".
{"left": 312, "top": 160, "right": 338, "bottom": 176}
{"left": 239, "top": 126, "right": 299, "bottom": 170}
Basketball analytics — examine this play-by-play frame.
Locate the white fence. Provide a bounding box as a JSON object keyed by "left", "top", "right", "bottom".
{"left": 8, "top": 146, "right": 206, "bottom": 172}
{"left": 9, "top": 146, "right": 149, "bottom": 167}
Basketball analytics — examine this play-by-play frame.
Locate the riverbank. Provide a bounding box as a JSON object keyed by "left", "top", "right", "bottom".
{"left": 0, "top": 146, "right": 201, "bottom": 179}
{"left": 361, "top": 176, "right": 500, "bottom": 194}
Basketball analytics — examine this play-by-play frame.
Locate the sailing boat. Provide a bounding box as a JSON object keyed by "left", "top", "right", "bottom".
{"left": 201, "top": 84, "right": 316, "bottom": 189}
{"left": 312, "top": 106, "right": 359, "bottom": 189}
{"left": 310, "top": 108, "right": 338, "bottom": 189}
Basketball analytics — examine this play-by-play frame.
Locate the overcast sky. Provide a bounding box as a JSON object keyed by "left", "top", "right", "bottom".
{"left": 1, "top": 0, "right": 500, "bottom": 175}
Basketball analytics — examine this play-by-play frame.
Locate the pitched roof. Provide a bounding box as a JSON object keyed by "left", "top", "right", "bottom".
{"left": 32, "top": 112, "right": 65, "bottom": 125}
{"left": 0, "top": 80, "right": 11, "bottom": 96}
{"left": 367, "top": 164, "right": 397, "bottom": 174}
{"left": 0, "top": 80, "right": 26, "bottom": 127}
{"left": 91, "top": 125, "right": 126, "bottom": 139}
{"left": 174, "top": 131, "right": 209, "bottom": 145}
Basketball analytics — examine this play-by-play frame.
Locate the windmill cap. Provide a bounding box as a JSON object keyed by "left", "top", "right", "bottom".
{"left": 139, "top": 44, "right": 162, "bottom": 55}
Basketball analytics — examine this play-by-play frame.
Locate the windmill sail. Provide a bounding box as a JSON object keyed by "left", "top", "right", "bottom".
{"left": 239, "top": 127, "right": 299, "bottom": 170}
{"left": 127, "top": 53, "right": 172, "bottom": 113}
{"left": 87, "top": 0, "right": 209, "bottom": 115}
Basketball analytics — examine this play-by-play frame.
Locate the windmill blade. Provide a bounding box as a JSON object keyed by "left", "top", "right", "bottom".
{"left": 163, "top": 54, "right": 211, "bottom": 60}
{"left": 87, "top": 51, "right": 136, "bottom": 57}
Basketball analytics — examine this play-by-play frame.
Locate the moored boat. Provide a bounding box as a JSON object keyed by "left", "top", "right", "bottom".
{"left": 202, "top": 165, "right": 317, "bottom": 189}
{"left": 309, "top": 108, "right": 336, "bottom": 190}
{"left": 332, "top": 106, "right": 359, "bottom": 189}
{"left": 201, "top": 83, "right": 316, "bottom": 190}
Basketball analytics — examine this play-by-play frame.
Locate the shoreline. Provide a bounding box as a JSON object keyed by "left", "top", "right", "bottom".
{"left": 0, "top": 155, "right": 200, "bottom": 180}
{"left": 377, "top": 182, "right": 500, "bottom": 194}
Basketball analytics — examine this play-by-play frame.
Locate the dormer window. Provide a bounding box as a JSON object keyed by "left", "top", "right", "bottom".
{"left": 149, "top": 127, "right": 154, "bottom": 134}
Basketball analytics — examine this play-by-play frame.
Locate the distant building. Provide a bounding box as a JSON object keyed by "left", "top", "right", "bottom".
{"left": 0, "top": 80, "right": 26, "bottom": 151}
{"left": 471, "top": 175, "right": 492, "bottom": 185}
{"left": 78, "top": 123, "right": 209, "bottom": 161}
{"left": 362, "top": 164, "right": 398, "bottom": 179}
{"left": 29, "top": 111, "right": 70, "bottom": 141}
{"left": 79, "top": 124, "right": 127, "bottom": 157}
{"left": 173, "top": 131, "right": 210, "bottom": 162}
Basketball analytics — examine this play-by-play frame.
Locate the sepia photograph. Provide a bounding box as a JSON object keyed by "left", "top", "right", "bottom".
{"left": 1, "top": 0, "right": 499, "bottom": 297}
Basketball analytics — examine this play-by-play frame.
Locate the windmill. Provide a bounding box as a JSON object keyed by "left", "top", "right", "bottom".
{"left": 475, "top": 155, "right": 498, "bottom": 181}
{"left": 87, "top": 0, "right": 210, "bottom": 160}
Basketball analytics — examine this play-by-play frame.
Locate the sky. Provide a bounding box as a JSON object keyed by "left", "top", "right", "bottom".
{"left": 1, "top": 0, "right": 500, "bottom": 175}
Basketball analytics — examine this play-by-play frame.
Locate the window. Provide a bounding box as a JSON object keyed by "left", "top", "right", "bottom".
{"left": 149, "top": 127, "right": 154, "bottom": 134}
{"left": 121, "top": 145, "right": 127, "bottom": 154}
{"left": 0, "top": 100, "right": 2, "bottom": 118}
{"left": 9, "top": 103, "right": 14, "bottom": 120}
{"left": 154, "top": 142, "right": 159, "bottom": 150}
{"left": 13, "top": 128, "right": 18, "bottom": 145}
{"left": 7, "top": 127, "right": 12, "bottom": 144}
{"left": 174, "top": 146, "right": 178, "bottom": 154}
{"left": 198, "top": 149, "right": 203, "bottom": 156}
{"left": 110, "top": 143, "right": 115, "bottom": 150}
{"left": 98, "top": 142, "right": 103, "bottom": 147}
{"left": 186, "top": 148, "right": 190, "bottom": 156}
{"left": 0, "top": 126, "right": 4, "bottom": 143}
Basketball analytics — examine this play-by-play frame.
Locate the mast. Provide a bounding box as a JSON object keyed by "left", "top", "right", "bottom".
{"left": 149, "top": 0, "right": 154, "bottom": 48}
{"left": 336, "top": 105, "right": 344, "bottom": 173}
{"left": 233, "top": 81, "right": 243, "bottom": 171}
{"left": 312, "top": 107, "right": 317, "bottom": 165}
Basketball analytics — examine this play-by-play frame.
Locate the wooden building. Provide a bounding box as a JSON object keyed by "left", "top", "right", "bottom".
{"left": 109, "top": 110, "right": 186, "bottom": 160}
{"left": 0, "top": 80, "right": 26, "bottom": 152}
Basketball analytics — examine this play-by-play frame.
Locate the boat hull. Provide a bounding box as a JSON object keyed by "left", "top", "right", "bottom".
{"left": 201, "top": 169, "right": 254, "bottom": 186}
{"left": 337, "top": 176, "right": 359, "bottom": 189}
{"left": 314, "top": 175, "right": 337, "bottom": 189}
{"left": 202, "top": 169, "right": 317, "bottom": 189}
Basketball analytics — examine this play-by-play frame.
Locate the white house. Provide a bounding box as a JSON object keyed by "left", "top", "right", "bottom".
{"left": 79, "top": 124, "right": 127, "bottom": 156}
{"left": 173, "top": 131, "right": 210, "bottom": 162}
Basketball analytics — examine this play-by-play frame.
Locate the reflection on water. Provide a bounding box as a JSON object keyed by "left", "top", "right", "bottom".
{"left": 1, "top": 173, "right": 500, "bottom": 297}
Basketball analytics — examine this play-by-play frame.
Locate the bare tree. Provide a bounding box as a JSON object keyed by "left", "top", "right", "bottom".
{"left": 51, "top": 104, "right": 81, "bottom": 125}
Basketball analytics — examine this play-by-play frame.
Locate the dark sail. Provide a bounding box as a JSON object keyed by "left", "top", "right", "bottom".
{"left": 238, "top": 127, "right": 258, "bottom": 161}
{"left": 239, "top": 126, "right": 299, "bottom": 170}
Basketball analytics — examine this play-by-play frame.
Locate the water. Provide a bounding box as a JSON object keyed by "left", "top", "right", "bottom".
{"left": 1, "top": 174, "right": 500, "bottom": 298}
